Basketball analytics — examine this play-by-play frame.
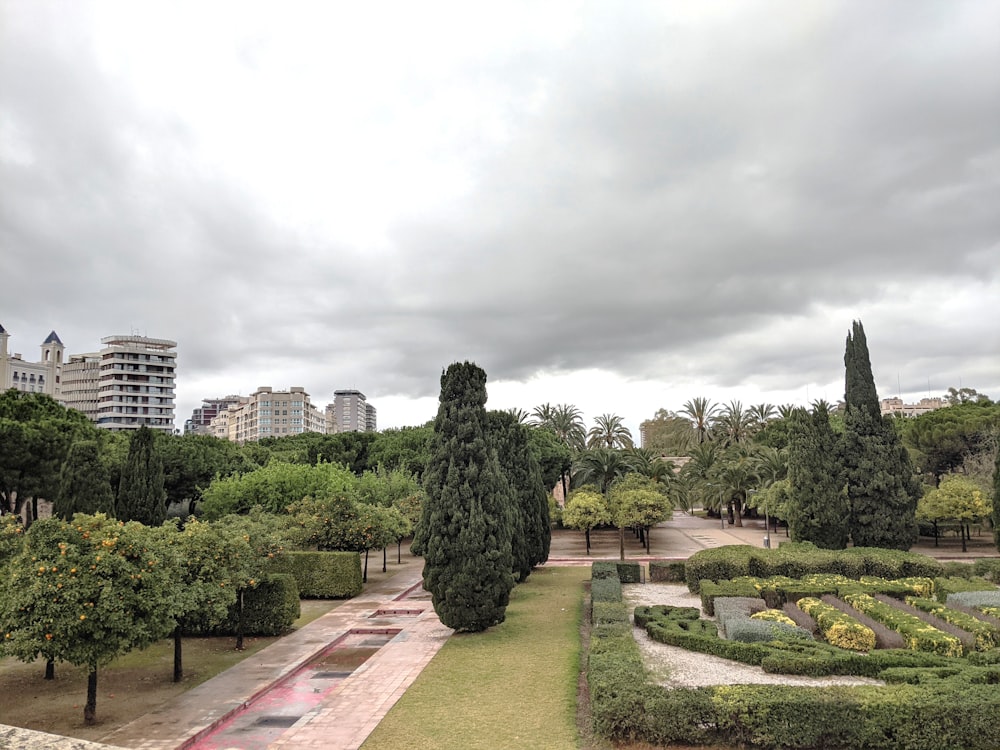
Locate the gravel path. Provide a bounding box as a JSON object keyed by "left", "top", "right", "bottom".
{"left": 622, "top": 583, "right": 882, "bottom": 689}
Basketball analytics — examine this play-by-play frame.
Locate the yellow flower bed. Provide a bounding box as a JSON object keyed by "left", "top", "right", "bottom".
{"left": 844, "top": 593, "right": 963, "bottom": 658}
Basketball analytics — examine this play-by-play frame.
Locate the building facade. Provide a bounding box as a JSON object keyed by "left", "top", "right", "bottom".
{"left": 89, "top": 335, "right": 177, "bottom": 433}
{"left": 0, "top": 324, "right": 65, "bottom": 398}
{"left": 212, "top": 386, "right": 326, "bottom": 443}
{"left": 880, "top": 397, "right": 945, "bottom": 418}
{"left": 327, "top": 389, "right": 377, "bottom": 433}
{"left": 184, "top": 395, "right": 246, "bottom": 435}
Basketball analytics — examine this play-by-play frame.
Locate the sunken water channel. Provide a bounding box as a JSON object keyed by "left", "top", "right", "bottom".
{"left": 186, "top": 628, "right": 400, "bottom": 750}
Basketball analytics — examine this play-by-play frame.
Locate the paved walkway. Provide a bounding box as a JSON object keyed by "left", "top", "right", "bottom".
{"left": 4, "top": 512, "right": 995, "bottom": 750}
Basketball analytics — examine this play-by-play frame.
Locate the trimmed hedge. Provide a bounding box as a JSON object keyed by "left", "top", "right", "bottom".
{"left": 684, "top": 543, "right": 944, "bottom": 594}
{"left": 798, "top": 597, "right": 875, "bottom": 652}
{"left": 648, "top": 559, "right": 685, "bottom": 582}
{"left": 615, "top": 562, "right": 642, "bottom": 583}
{"left": 844, "top": 593, "right": 963, "bottom": 657}
{"left": 269, "top": 550, "right": 362, "bottom": 599}
{"left": 188, "top": 573, "right": 300, "bottom": 636}
{"left": 906, "top": 597, "right": 1000, "bottom": 651}
{"left": 935, "top": 576, "right": 999, "bottom": 602}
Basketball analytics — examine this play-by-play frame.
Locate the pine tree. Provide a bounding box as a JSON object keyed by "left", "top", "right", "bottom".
{"left": 786, "top": 406, "right": 849, "bottom": 548}
{"left": 54, "top": 441, "right": 114, "bottom": 519}
{"left": 116, "top": 426, "right": 167, "bottom": 526}
{"left": 420, "top": 362, "right": 514, "bottom": 632}
{"left": 489, "top": 411, "right": 550, "bottom": 581}
{"left": 843, "top": 321, "right": 919, "bottom": 549}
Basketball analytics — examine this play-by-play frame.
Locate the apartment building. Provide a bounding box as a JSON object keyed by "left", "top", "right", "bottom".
{"left": 60, "top": 353, "right": 102, "bottom": 422}
{"left": 184, "top": 395, "right": 246, "bottom": 435}
{"left": 0, "top": 324, "right": 64, "bottom": 397}
{"left": 326, "top": 389, "right": 377, "bottom": 433}
{"left": 87, "top": 335, "right": 178, "bottom": 433}
{"left": 212, "top": 386, "right": 326, "bottom": 443}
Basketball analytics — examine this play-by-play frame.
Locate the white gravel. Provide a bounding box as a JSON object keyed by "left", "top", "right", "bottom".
{"left": 622, "top": 583, "right": 883, "bottom": 688}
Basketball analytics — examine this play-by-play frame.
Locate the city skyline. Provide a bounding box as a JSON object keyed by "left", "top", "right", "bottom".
{"left": 3, "top": 3, "right": 998, "bottom": 439}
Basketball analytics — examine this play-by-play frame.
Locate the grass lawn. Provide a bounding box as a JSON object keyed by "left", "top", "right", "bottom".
{"left": 362, "top": 565, "right": 589, "bottom": 750}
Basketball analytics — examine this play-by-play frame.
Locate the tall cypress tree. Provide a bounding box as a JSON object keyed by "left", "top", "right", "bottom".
{"left": 843, "top": 321, "right": 919, "bottom": 549}
{"left": 489, "top": 411, "right": 551, "bottom": 581}
{"left": 787, "top": 406, "right": 849, "bottom": 548}
{"left": 54, "top": 441, "right": 115, "bottom": 520}
{"left": 992, "top": 446, "right": 1000, "bottom": 552}
{"left": 116, "top": 426, "right": 167, "bottom": 526}
{"left": 420, "top": 362, "right": 514, "bottom": 632}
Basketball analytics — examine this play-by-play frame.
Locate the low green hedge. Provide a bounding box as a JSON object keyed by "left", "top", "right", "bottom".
{"left": 844, "top": 593, "right": 963, "bottom": 657}
{"left": 615, "top": 561, "right": 642, "bottom": 583}
{"left": 269, "top": 550, "right": 362, "bottom": 598}
{"left": 648, "top": 559, "right": 685, "bottom": 582}
{"left": 934, "top": 576, "right": 998, "bottom": 602}
{"left": 906, "top": 597, "right": 1000, "bottom": 651}
{"left": 685, "top": 543, "right": 943, "bottom": 594}
{"left": 591, "top": 576, "right": 622, "bottom": 603}
{"left": 187, "top": 573, "right": 300, "bottom": 636}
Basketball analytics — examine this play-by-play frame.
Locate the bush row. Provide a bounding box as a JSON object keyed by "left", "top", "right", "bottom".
{"left": 906, "top": 597, "right": 1000, "bottom": 651}
{"left": 684, "top": 543, "right": 944, "bottom": 594}
{"left": 269, "top": 550, "right": 363, "bottom": 598}
{"left": 933, "top": 575, "right": 998, "bottom": 602}
{"left": 648, "top": 559, "right": 685, "bottom": 582}
{"left": 184, "top": 573, "right": 300, "bottom": 636}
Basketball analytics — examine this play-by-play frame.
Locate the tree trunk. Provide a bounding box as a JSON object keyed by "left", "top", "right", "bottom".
{"left": 933, "top": 520, "right": 938, "bottom": 547}
{"left": 646, "top": 526, "right": 651, "bottom": 554}
{"left": 560, "top": 471, "right": 568, "bottom": 506}
{"left": 585, "top": 527, "right": 591, "bottom": 555}
{"left": 363, "top": 550, "right": 369, "bottom": 583}
{"left": 382, "top": 546, "right": 387, "bottom": 573}
{"left": 235, "top": 589, "right": 245, "bottom": 651}
{"left": 397, "top": 540, "right": 402, "bottom": 564}
{"left": 733, "top": 499, "right": 743, "bottom": 527}
{"left": 173, "top": 625, "right": 183, "bottom": 683}
{"left": 961, "top": 523, "right": 967, "bottom": 553}
{"left": 619, "top": 526, "right": 625, "bottom": 562}
{"left": 84, "top": 666, "right": 98, "bottom": 724}
{"left": 44, "top": 658, "right": 54, "bottom": 680}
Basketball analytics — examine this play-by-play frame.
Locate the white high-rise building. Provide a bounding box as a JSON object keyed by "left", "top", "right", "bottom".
{"left": 90, "top": 335, "right": 177, "bottom": 433}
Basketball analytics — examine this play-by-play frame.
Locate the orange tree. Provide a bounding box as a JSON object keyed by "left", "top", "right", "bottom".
{"left": 1, "top": 513, "right": 180, "bottom": 724}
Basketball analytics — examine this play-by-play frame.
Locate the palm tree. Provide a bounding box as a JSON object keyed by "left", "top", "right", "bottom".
{"left": 713, "top": 400, "right": 754, "bottom": 446}
{"left": 572, "top": 447, "right": 629, "bottom": 495}
{"left": 551, "top": 404, "right": 586, "bottom": 451}
{"left": 748, "top": 403, "right": 777, "bottom": 430}
{"left": 680, "top": 442, "right": 721, "bottom": 514}
{"left": 680, "top": 397, "right": 718, "bottom": 444}
{"left": 777, "top": 403, "right": 797, "bottom": 420}
{"left": 530, "top": 403, "right": 557, "bottom": 428}
{"left": 624, "top": 447, "right": 676, "bottom": 487}
{"left": 506, "top": 407, "right": 531, "bottom": 425}
{"left": 710, "top": 445, "right": 759, "bottom": 527}
{"left": 587, "top": 413, "right": 633, "bottom": 450}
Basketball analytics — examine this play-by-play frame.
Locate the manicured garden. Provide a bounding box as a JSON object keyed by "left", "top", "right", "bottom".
{"left": 589, "top": 545, "right": 1000, "bottom": 749}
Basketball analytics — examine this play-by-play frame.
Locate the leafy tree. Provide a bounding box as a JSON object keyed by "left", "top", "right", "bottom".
{"left": 0, "top": 513, "right": 25, "bottom": 569}
{"left": 680, "top": 397, "right": 718, "bottom": 444}
{"left": 1, "top": 514, "right": 180, "bottom": 723}
{"left": 199, "top": 460, "right": 356, "bottom": 519}
{"left": 419, "top": 362, "right": 514, "bottom": 632}
{"left": 902, "top": 401, "right": 1000, "bottom": 481}
{"left": 917, "top": 474, "right": 991, "bottom": 553}
{"left": 0, "top": 390, "right": 95, "bottom": 523}
{"left": 638, "top": 409, "right": 694, "bottom": 455}
{"left": 608, "top": 473, "right": 672, "bottom": 558}
{"left": 708, "top": 445, "right": 758, "bottom": 527}
{"left": 304, "top": 431, "right": 379, "bottom": 474}
{"left": 587, "top": 413, "right": 633, "bottom": 450}
{"left": 157, "top": 433, "right": 253, "bottom": 512}
{"left": 54, "top": 441, "right": 114, "bottom": 520}
{"left": 116, "top": 426, "right": 167, "bottom": 526}
{"left": 943, "top": 386, "right": 991, "bottom": 405}
{"left": 994, "top": 446, "right": 1000, "bottom": 551}
{"left": 747, "top": 478, "right": 793, "bottom": 533}
{"left": 562, "top": 488, "right": 610, "bottom": 555}
{"left": 367, "top": 424, "right": 434, "bottom": 480}
{"left": 526, "top": 426, "right": 573, "bottom": 500}
{"left": 786, "top": 406, "right": 849, "bottom": 548}
{"left": 843, "top": 321, "right": 919, "bottom": 550}
{"left": 489, "top": 411, "right": 550, "bottom": 581}
{"left": 162, "top": 518, "right": 247, "bottom": 681}
{"left": 355, "top": 465, "right": 423, "bottom": 508}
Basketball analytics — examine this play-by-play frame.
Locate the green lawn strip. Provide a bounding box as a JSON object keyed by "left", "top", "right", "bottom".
{"left": 361, "top": 566, "right": 586, "bottom": 750}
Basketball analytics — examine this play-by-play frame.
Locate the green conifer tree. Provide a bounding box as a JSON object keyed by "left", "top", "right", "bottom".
{"left": 842, "top": 321, "right": 919, "bottom": 549}
{"left": 489, "top": 411, "right": 550, "bottom": 581}
{"left": 786, "top": 406, "right": 849, "bottom": 548}
{"left": 116, "top": 426, "right": 167, "bottom": 526}
{"left": 420, "top": 362, "right": 514, "bottom": 632}
{"left": 992, "top": 446, "right": 1000, "bottom": 552}
{"left": 54, "top": 441, "right": 114, "bottom": 520}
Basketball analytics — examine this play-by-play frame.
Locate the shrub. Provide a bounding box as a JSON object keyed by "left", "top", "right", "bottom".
{"left": 615, "top": 561, "right": 642, "bottom": 583}
{"left": 971, "top": 558, "right": 1000, "bottom": 582}
{"left": 591, "top": 561, "right": 619, "bottom": 580}
{"left": 751, "top": 608, "right": 798, "bottom": 627}
{"left": 591, "top": 576, "right": 622, "bottom": 603}
{"left": 190, "top": 574, "right": 301, "bottom": 637}
{"left": 699, "top": 579, "right": 761, "bottom": 616}
{"left": 798, "top": 597, "right": 876, "bottom": 652}
{"left": 684, "top": 546, "right": 754, "bottom": 592}
{"left": 648, "top": 559, "right": 685, "bottom": 582}
{"left": 946, "top": 590, "right": 1000, "bottom": 609}
{"left": 933, "top": 576, "right": 997, "bottom": 602}
{"left": 269, "top": 550, "right": 362, "bottom": 598}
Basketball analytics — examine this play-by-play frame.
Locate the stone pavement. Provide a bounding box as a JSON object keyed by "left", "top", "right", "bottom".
{"left": 4, "top": 511, "right": 995, "bottom": 750}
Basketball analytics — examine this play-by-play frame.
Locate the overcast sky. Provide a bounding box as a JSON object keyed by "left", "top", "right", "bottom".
{"left": 2, "top": 1, "right": 998, "bottom": 438}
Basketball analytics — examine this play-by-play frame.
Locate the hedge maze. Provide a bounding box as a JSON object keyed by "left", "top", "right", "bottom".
{"left": 588, "top": 543, "right": 1000, "bottom": 749}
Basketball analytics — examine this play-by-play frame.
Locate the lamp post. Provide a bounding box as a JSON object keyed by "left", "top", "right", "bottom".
{"left": 748, "top": 489, "right": 769, "bottom": 548}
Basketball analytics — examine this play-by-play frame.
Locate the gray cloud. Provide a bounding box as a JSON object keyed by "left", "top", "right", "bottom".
{"left": 2, "top": 1, "right": 998, "bottom": 426}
